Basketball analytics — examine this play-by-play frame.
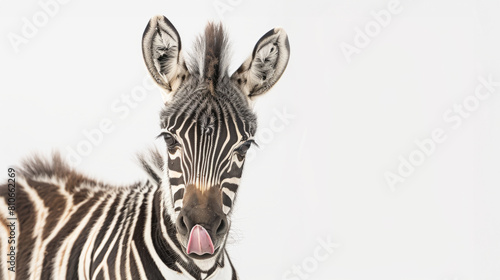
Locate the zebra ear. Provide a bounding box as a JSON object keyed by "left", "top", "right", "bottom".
{"left": 231, "top": 28, "right": 290, "bottom": 100}
{"left": 142, "top": 15, "right": 189, "bottom": 104}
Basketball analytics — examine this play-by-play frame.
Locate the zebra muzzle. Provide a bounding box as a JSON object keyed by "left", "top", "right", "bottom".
{"left": 186, "top": 224, "right": 215, "bottom": 255}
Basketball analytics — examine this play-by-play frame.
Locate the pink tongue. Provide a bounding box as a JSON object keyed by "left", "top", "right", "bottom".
{"left": 186, "top": 225, "right": 215, "bottom": 255}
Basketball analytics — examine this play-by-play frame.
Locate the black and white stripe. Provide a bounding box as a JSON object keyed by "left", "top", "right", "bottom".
{"left": 0, "top": 153, "right": 237, "bottom": 280}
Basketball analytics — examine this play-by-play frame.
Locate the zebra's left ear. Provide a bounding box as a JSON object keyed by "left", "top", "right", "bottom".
{"left": 142, "top": 15, "right": 189, "bottom": 104}
{"left": 231, "top": 28, "right": 290, "bottom": 100}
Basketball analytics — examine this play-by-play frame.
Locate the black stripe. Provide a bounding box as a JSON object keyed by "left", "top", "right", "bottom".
{"left": 169, "top": 177, "right": 184, "bottom": 186}
{"left": 173, "top": 188, "right": 184, "bottom": 202}
{"left": 222, "top": 192, "right": 232, "bottom": 208}
{"left": 223, "top": 183, "right": 238, "bottom": 193}
{"left": 130, "top": 250, "right": 140, "bottom": 279}
{"left": 94, "top": 269, "right": 104, "bottom": 279}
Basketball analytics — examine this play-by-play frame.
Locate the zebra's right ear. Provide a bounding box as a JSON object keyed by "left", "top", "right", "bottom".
{"left": 142, "top": 15, "right": 189, "bottom": 104}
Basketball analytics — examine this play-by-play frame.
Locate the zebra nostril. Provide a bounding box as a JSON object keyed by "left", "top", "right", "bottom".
{"left": 176, "top": 215, "right": 188, "bottom": 235}
{"left": 216, "top": 218, "right": 227, "bottom": 236}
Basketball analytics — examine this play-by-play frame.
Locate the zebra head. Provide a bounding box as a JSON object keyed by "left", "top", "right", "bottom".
{"left": 142, "top": 16, "right": 290, "bottom": 260}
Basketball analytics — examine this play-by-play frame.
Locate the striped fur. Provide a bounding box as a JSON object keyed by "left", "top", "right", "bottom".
{"left": 0, "top": 153, "right": 237, "bottom": 280}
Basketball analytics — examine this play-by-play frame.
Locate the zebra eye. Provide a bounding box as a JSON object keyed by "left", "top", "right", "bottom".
{"left": 159, "top": 132, "right": 179, "bottom": 149}
{"left": 235, "top": 140, "right": 255, "bottom": 157}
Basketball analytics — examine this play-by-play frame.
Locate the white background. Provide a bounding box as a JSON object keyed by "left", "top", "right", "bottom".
{"left": 1, "top": 0, "right": 500, "bottom": 279}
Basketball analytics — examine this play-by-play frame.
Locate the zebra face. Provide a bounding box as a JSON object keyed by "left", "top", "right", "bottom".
{"left": 142, "top": 15, "right": 290, "bottom": 259}
{"left": 159, "top": 91, "right": 256, "bottom": 257}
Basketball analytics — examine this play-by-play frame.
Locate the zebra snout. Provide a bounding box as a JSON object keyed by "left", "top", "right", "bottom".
{"left": 175, "top": 208, "right": 228, "bottom": 239}
{"left": 175, "top": 209, "right": 228, "bottom": 258}
{"left": 174, "top": 184, "right": 230, "bottom": 258}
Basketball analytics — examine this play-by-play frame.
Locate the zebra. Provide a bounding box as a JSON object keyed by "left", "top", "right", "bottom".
{"left": 0, "top": 15, "right": 290, "bottom": 280}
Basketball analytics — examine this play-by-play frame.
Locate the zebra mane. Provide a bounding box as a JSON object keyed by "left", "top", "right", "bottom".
{"left": 17, "top": 153, "right": 131, "bottom": 194}
{"left": 137, "top": 147, "right": 165, "bottom": 186}
{"left": 17, "top": 151, "right": 164, "bottom": 192}
{"left": 187, "top": 22, "right": 231, "bottom": 95}
{"left": 19, "top": 152, "right": 73, "bottom": 179}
